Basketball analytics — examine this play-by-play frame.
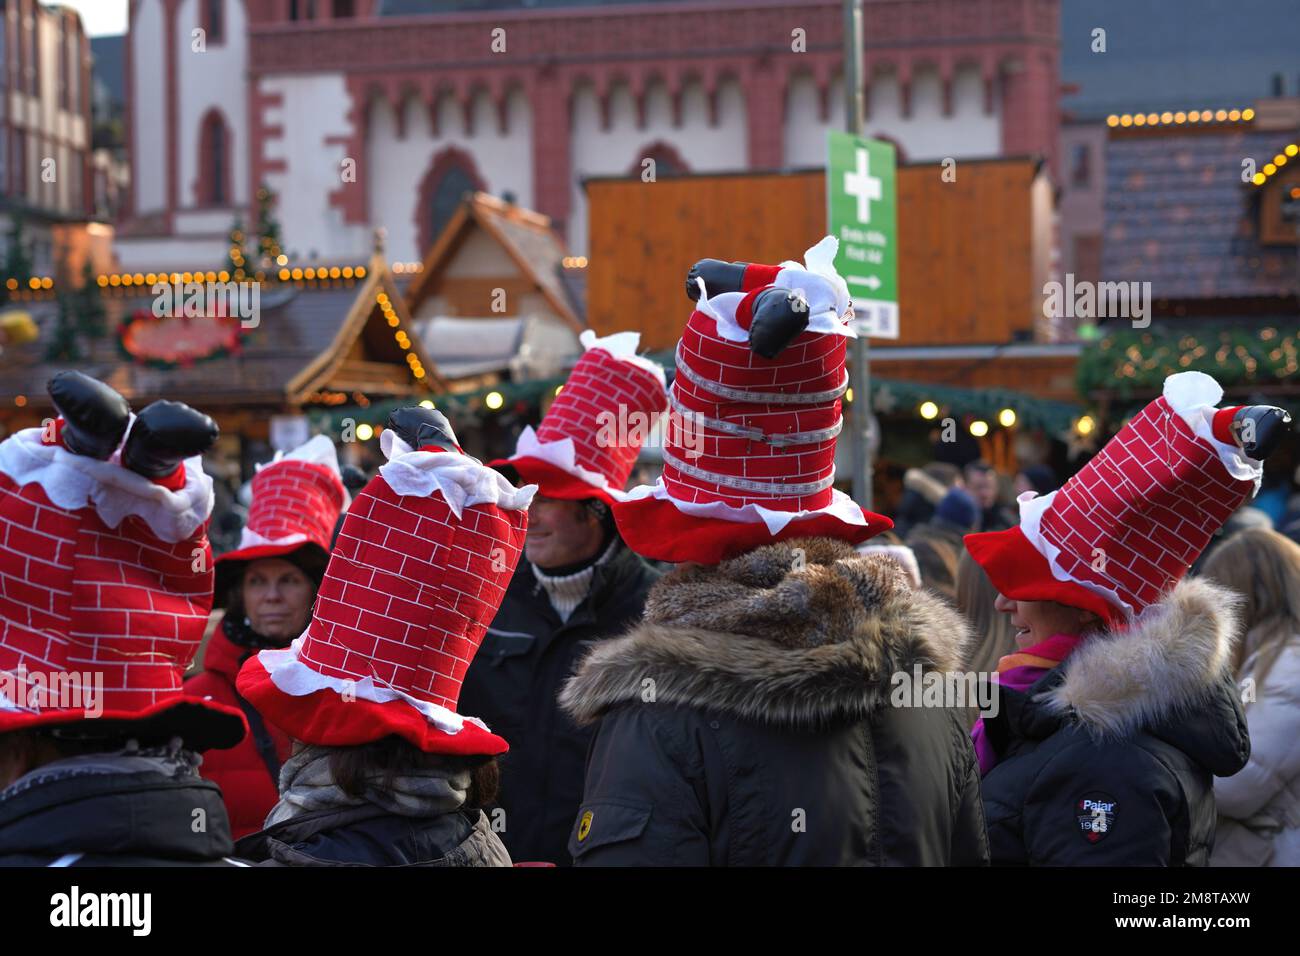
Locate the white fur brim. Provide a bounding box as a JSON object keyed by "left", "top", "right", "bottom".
{"left": 255, "top": 637, "right": 492, "bottom": 736}
{"left": 379, "top": 431, "right": 536, "bottom": 517}
{"left": 0, "top": 426, "right": 213, "bottom": 543}
{"left": 1163, "top": 371, "right": 1262, "bottom": 486}
{"left": 622, "top": 477, "right": 870, "bottom": 535}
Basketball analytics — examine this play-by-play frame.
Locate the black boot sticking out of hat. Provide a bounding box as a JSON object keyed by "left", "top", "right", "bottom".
{"left": 747, "top": 287, "right": 811, "bottom": 360}
{"left": 121, "top": 400, "right": 220, "bottom": 480}
{"left": 47, "top": 370, "right": 131, "bottom": 460}
{"left": 685, "top": 259, "right": 748, "bottom": 301}
{"left": 386, "top": 406, "right": 460, "bottom": 454}
{"left": 1225, "top": 405, "right": 1292, "bottom": 460}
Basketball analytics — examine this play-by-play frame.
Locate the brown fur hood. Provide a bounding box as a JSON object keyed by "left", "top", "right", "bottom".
{"left": 903, "top": 467, "right": 949, "bottom": 505}
{"left": 559, "top": 537, "right": 970, "bottom": 729}
{"left": 1042, "top": 575, "right": 1242, "bottom": 738}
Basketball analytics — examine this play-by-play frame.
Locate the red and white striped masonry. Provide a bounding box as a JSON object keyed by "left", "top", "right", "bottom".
{"left": 238, "top": 429, "right": 534, "bottom": 755}
{"left": 0, "top": 425, "right": 245, "bottom": 749}
{"left": 491, "top": 329, "right": 666, "bottom": 504}
{"left": 966, "top": 371, "right": 1263, "bottom": 623}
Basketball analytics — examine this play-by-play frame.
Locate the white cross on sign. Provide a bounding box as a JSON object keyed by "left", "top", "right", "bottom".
{"left": 844, "top": 147, "right": 882, "bottom": 224}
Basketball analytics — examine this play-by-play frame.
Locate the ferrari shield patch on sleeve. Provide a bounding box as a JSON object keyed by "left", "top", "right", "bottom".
{"left": 1076, "top": 792, "right": 1117, "bottom": 844}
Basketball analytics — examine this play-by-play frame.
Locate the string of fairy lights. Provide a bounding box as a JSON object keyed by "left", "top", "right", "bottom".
{"left": 0, "top": 262, "right": 422, "bottom": 302}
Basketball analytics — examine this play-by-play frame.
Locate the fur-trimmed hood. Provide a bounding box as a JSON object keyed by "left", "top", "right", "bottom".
{"left": 560, "top": 537, "right": 969, "bottom": 729}
{"left": 903, "top": 467, "right": 950, "bottom": 505}
{"left": 1042, "top": 575, "right": 1243, "bottom": 741}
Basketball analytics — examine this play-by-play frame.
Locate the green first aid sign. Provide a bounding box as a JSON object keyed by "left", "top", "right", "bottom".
{"left": 827, "top": 131, "right": 898, "bottom": 338}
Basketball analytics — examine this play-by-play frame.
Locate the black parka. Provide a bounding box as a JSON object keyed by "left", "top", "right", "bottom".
{"left": 458, "top": 539, "right": 660, "bottom": 865}
{"left": 979, "top": 576, "right": 1251, "bottom": 866}
{"left": 559, "top": 537, "right": 990, "bottom": 867}
{"left": 0, "top": 754, "right": 243, "bottom": 867}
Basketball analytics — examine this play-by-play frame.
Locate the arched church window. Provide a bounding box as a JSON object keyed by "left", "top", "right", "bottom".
{"left": 415, "top": 147, "right": 487, "bottom": 253}
{"left": 198, "top": 110, "right": 232, "bottom": 207}
{"left": 629, "top": 141, "right": 691, "bottom": 179}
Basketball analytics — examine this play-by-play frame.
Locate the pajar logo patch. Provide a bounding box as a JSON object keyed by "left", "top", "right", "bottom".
{"left": 1076, "top": 792, "right": 1117, "bottom": 844}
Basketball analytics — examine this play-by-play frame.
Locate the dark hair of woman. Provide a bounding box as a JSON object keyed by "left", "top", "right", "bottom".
{"left": 327, "top": 736, "right": 500, "bottom": 808}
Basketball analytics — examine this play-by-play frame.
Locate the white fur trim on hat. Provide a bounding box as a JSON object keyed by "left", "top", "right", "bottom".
{"left": 621, "top": 477, "right": 869, "bottom": 535}
{"left": 694, "top": 235, "right": 857, "bottom": 344}
{"left": 507, "top": 425, "right": 625, "bottom": 499}
{"left": 233, "top": 529, "right": 310, "bottom": 552}
{"left": 1015, "top": 488, "right": 1135, "bottom": 618}
{"left": 379, "top": 430, "right": 536, "bottom": 516}
{"left": 255, "top": 637, "right": 493, "bottom": 736}
{"left": 0, "top": 424, "right": 213, "bottom": 543}
{"left": 578, "top": 329, "right": 668, "bottom": 388}
{"left": 1162, "top": 370, "right": 1262, "bottom": 488}
{"left": 257, "top": 433, "right": 342, "bottom": 475}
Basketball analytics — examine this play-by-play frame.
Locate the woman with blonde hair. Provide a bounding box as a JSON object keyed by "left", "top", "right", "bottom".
{"left": 955, "top": 549, "right": 1019, "bottom": 727}
{"left": 1202, "top": 527, "right": 1300, "bottom": 866}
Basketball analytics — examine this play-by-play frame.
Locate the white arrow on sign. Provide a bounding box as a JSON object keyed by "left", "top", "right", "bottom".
{"left": 847, "top": 274, "right": 881, "bottom": 290}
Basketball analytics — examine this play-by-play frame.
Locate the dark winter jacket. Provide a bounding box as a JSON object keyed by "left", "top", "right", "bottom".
{"left": 0, "top": 754, "right": 244, "bottom": 867}
{"left": 980, "top": 577, "right": 1251, "bottom": 866}
{"left": 235, "top": 804, "right": 510, "bottom": 867}
{"left": 458, "top": 539, "right": 660, "bottom": 865}
{"left": 559, "top": 537, "right": 990, "bottom": 866}
{"left": 185, "top": 624, "right": 293, "bottom": 840}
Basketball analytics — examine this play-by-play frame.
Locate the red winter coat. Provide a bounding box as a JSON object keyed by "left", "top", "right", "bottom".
{"left": 185, "top": 627, "right": 292, "bottom": 840}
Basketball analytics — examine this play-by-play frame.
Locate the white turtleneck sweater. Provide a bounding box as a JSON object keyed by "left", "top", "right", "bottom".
{"left": 531, "top": 538, "right": 618, "bottom": 622}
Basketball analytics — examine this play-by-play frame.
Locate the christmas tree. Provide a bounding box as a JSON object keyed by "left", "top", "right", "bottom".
{"left": 75, "top": 258, "right": 107, "bottom": 340}
{"left": 1, "top": 214, "right": 33, "bottom": 308}
{"left": 45, "top": 287, "right": 82, "bottom": 362}
{"left": 225, "top": 217, "right": 249, "bottom": 280}
{"left": 253, "top": 184, "right": 283, "bottom": 269}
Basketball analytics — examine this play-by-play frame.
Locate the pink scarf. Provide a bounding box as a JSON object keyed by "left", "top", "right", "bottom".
{"left": 971, "top": 633, "right": 1086, "bottom": 776}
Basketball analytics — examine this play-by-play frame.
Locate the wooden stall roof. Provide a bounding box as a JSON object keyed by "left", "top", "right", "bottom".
{"left": 405, "top": 192, "right": 585, "bottom": 332}
{"left": 585, "top": 157, "right": 1048, "bottom": 352}
{"left": 0, "top": 257, "right": 444, "bottom": 418}
{"left": 287, "top": 256, "right": 447, "bottom": 400}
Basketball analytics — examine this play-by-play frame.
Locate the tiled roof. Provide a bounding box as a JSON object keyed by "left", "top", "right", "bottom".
{"left": 1102, "top": 129, "right": 1296, "bottom": 300}
{"left": 558, "top": 266, "right": 587, "bottom": 324}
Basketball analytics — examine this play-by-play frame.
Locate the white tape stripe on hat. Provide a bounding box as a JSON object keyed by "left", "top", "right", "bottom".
{"left": 674, "top": 344, "right": 850, "bottom": 405}
{"left": 667, "top": 390, "right": 844, "bottom": 447}
{"left": 662, "top": 448, "right": 836, "bottom": 496}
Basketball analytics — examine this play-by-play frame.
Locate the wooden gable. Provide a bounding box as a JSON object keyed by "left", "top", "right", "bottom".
{"left": 287, "top": 257, "right": 447, "bottom": 402}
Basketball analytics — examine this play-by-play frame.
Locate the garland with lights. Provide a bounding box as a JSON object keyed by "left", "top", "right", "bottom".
{"left": 1077, "top": 324, "right": 1300, "bottom": 402}
{"left": 306, "top": 366, "right": 1084, "bottom": 444}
